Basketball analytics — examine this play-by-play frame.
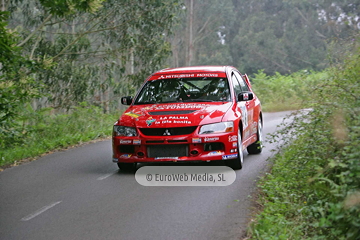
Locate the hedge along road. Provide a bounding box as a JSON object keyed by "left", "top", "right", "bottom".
{"left": 0, "top": 111, "right": 293, "bottom": 240}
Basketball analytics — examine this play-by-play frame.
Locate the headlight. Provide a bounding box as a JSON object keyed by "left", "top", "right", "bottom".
{"left": 113, "top": 126, "right": 137, "bottom": 136}
{"left": 199, "top": 122, "right": 234, "bottom": 134}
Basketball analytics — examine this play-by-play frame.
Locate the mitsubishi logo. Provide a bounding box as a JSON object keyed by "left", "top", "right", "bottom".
{"left": 163, "top": 129, "right": 171, "bottom": 136}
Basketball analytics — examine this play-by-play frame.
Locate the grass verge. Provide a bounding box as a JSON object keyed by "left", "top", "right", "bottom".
{"left": 0, "top": 104, "right": 119, "bottom": 170}
{"left": 246, "top": 44, "right": 360, "bottom": 239}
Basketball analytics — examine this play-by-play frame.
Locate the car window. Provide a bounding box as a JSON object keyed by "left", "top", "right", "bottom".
{"left": 134, "top": 77, "right": 231, "bottom": 104}
{"left": 231, "top": 73, "right": 242, "bottom": 96}
{"left": 234, "top": 71, "right": 250, "bottom": 92}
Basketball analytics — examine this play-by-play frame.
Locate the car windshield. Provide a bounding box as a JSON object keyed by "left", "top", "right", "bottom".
{"left": 134, "top": 77, "right": 231, "bottom": 104}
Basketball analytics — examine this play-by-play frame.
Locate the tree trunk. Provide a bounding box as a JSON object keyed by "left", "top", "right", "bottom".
{"left": 186, "top": 0, "right": 194, "bottom": 66}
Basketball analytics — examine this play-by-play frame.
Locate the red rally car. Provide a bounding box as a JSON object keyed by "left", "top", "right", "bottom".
{"left": 112, "top": 66, "right": 263, "bottom": 171}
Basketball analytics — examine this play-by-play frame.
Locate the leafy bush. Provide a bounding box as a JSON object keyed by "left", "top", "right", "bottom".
{"left": 248, "top": 40, "right": 360, "bottom": 239}
{"left": 251, "top": 70, "right": 328, "bottom": 112}
{"left": 0, "top": 11, "right": 43, "bottom": 149}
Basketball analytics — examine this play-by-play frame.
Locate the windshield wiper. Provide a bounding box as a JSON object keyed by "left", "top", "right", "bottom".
{"left": 160, "top": 101, "right": 181, "bottom": 103}
{"left": 134, "top": 101, "right": 156, "bottom": 105}
{"left": 182, "top": 99, "right": 215, "bottom": 102}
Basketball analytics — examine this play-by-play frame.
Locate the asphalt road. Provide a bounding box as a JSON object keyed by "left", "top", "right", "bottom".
{"left": 0, "top": 111, "right": 291, "bottom": 240}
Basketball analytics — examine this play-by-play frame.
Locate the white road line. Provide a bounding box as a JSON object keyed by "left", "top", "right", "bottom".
{"left": 21, "top": 201, "right": 62, "bottom": 221}
{"left": 97, "top": 171, "right": 117, "bottom": 180}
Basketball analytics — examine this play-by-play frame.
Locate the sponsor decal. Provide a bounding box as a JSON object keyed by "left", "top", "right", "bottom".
{"left": 155, "top": 116, "right": 191, "bottom": 124}
{"left": 159, "top": 119, "right": 192, "bottom": 124}
{"left": 142, "top": 103, "right": 208, "bottom": 112}
{"left": 120, "top": 154, "right": 132, "bottom": 158}
{"left": 160, "top": 74, "right": 195, "bottom": 79}
{"left": 239, "top": 105, "right": 248, "bottom": 128}
{"left": 251, "top": 127, "right": 257, "bottom": 135}
{"left": 222, "top": 154, "right": 238, "bottom": 160}
{"left": 196, "top": 73, "right": 219, "bottom": 77}
{"left": 230, "top": 149, "right": 238, "bottom": 153}
{"left": 173, "top": 120, "right": 192, "bottom": 124}
{"left": 120, "top": 140, "right": 132, "bottom": 144}
{"left": 208, "top": 151, "right": 222, "bottom": 156}
{"left": 158, "top": 103, "right": 206, "bottom": 110}
{"left": 244, "top": 130, "right": 250, "bottom": 139}
{"left": 159, "top": 116, "right": 189, "bottom": 120}
{"left": 228, "top": 135, "right": 238, "bottom": 142}
{"left": 125, "top": 112, "right": 141, "bottom": 118}
{"left": 251, "top": 122, "right": 258, "bottom": 134}
{"left": 232, "top": 142, "right": 238, "bottom": 148}
{"left": 204, "top": 137, "right": 219, "bottom": 142}
{"left": 133, "top": 139, "right": 141, "bottom": 145}
{"left": 243, "top": 92, "right": 249, "bottom": 101}
{"left": 160, "top": 120, "right": 171, "bottom": 124}
{"left": 154, "top": 73, "right": 223, "bottom": 80}
{"left": 146, "top": 117, "right": 156, "bottom": 126}
{"left": 248, "top": 109, "right": 254, "bottom": 123}
{"left": 192, "top": 138, "right": 202, "bottom": 143}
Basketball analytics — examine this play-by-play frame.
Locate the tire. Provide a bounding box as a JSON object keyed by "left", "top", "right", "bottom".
{"left": 247, "top": 118, "right": 263, "bottom": 154}
{"left": 227, "top": 128, "right": 243, "bottom": 170}
{"left": 117, "top": 162, "right": 136, "bottom": 172}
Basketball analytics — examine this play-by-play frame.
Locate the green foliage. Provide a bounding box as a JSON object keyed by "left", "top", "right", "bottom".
{"left": 39, "top": 0, "right": 104, "bottom": 16}
{"left": 0, "top": 104, "right": 117, "bottom": 168}
{"left": 1, "top": 0, "right": 181, "bottom": 149}
{"left": 250, "top": 70, "right": 328, "bottom": 112}
{"left": 7, "top": 0, "right": 181, "bottom": 111}
{"left": 0, "top": 12, "right": 19, "bottom": 70}
{"left": 170, "top": 0, "right": 359, "bottom": 75}
{"left": 169, "top": 0, "right": 234, "bottom": 67}
{"left": 0, "top": 11, "right": 42, "bottom": 148}
{"left": 248, "top": 38, "right": 360, "bottom": 239}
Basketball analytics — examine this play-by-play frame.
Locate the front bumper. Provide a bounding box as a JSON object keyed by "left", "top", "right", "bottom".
{"left": 112, "top": 133, "right": 239, "bottom": 163}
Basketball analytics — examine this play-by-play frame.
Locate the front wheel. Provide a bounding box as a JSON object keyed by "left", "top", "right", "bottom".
{"left": 117, "top": 162, "right": 136, "bottom": 172}
{"left": 227, "top": 128, "right": 243, "bottom": 170}
{"left": 247, "top": 118, "right": 263, "bottom": 154}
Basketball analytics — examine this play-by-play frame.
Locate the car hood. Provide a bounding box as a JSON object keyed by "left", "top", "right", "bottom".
{"left": 119, "top": 102, "right": 233, "bottom": 128}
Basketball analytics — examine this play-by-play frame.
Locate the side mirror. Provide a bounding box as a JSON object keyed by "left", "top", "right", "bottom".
{"left": 121, "top": 96, "right": 133, "bottom": 105}
{"left": 238, "top": 92, "right": 253, "bottom": 101}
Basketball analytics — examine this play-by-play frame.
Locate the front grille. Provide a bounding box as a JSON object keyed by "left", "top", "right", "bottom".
{"left": 139, "top": 126, "right": 197, "bottom": 136}
{"left": 147, "top": 144, "right": 188, "bottom": 158}
{"left": 119, "top": 145, "right": 135, "bottom": 153}
{"left": 168, "top": 140, "right": 187, "bottom": 143}
{"left": 146, "top": 140, "right": 165, "bottom": 143}
{"left": 148, "top": 110, "right": 196, "bottom": 115}
{"left": 204, "top": 142, "right": 224, "bottom": 151}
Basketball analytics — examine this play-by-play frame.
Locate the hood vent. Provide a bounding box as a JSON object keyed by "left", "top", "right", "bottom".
{"left": 148, "top": 110, "right": 196, "bottom": 115}
{"left": 140, "top": 126, "right": 197, "bottom": 136}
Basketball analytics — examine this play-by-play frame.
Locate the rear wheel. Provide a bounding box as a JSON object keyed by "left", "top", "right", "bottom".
{"left": 247, "top": 118, "right": 263, "bottom": 154}
{"left": 227, "top": 128, "right": 243, "bottom": 170}
{"left": 117, "top": 162, "right": 136, "bottom": 172}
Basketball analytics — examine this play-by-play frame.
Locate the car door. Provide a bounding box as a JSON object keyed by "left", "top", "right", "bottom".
{"left": 231, "top": 71, "right": 256, "bottom": 143}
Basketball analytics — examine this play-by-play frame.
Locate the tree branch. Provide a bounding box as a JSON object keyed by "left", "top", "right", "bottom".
{"left": 252, "top": 50, "right": 291, "bottom": 73}
{"left": 295, "top": 7, "right": 327, "bottom": 39}
{"left": 17, "top": 14, "right": 53, "bottom": 47}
